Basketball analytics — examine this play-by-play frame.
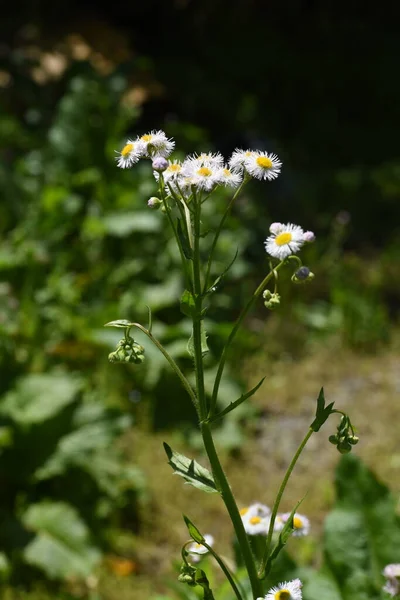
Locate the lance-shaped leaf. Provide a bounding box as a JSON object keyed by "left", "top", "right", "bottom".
{"left": 310, "top": 388, "right": 335, "bottom": 432}
{"left": 209, "top": 377, "right": 265, "bottom": 423}
{"left": 177, "top": 218, "right": 193, "bottom": 260}
{"left": 195, "top": 568, "right": 216, "bottom": 600}
{"left": 263, "top": 498, "right": 304, "bottom": 579}
{"left": 204, "top": 250, "right": 238, "bottom": 296}
{"left": 187, "top": 323, "right": 209, "bottom": 358}
{"left": 164, "top": 443, "right": 217, "bottom": 493}
{"left": 183, "top": 515, "right": 204, "bottom": 544}
{"left": 104, "top": 319, "right": 133, "bottom": 328}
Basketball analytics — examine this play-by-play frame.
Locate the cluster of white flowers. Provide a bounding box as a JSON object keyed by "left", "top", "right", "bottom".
{"left": 240, "top": 503, "right": 310, "bottom": 538}
{"left": 264, "top": 222, "right": 315, "bottom": 260}
{"left": 116, "top": 130, "right": 175, "bottom": 168}
{"left": 258, "top": 578, "right": 303, "bottom": 600}
{"left": 186, "top": 534, "right": 214, "bottom": 564}
{"left": 383, "top": 564, "right": 400, "bottom": 597}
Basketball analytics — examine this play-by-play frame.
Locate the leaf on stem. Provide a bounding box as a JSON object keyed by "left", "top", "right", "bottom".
{"left": 163, "top": 442, "right": 217, "bottom": 493}
{"left": 104, "top": 319, "right": 133, "bottom": 328}
{"left": 180, "top": 290, "right": 197, "bottom": 318}
{"left": 310, "top": 388, "right": 335, "bottom": 432}
{"left": 209, "top": 377, "right": 265, "bottom": 423}
{"left": 204, "top": 250, "right": 239, "bottom": 297}
{"left": 183, "top": 515, "right": 204, "bottom": 544}
{"left": 187, "top": 323, "right": 209, "bottom": 358}
{"left": 195, "top": 568, "right": 216, "bottom": 600}
{"left": 177, "top": 218, "right": 193, "bottom": 260}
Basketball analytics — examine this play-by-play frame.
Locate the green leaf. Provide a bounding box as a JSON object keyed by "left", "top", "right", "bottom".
{"left": 177, "top": 218, "right": 193, "bottom": 259}
{"left": 187, "top": 323, "right": 209, "bottom": 358}
{"left": 163, "top": 442, "right": 217, "bottom": 493}
{"left": 263, "top": 498, "right": 304, "bottom": 578}
{"left": 209, "top": 377, "right": 265, "bottom": 423}
{"left": 195, "top": 568, "right": 216, "bottom": 600}
{"left": 204, "top": 250, "right": 238, "bottom": 296}
{"left": 0, "top": 373, "right": 81, "bottom": 426}
{"left": 310, "top": 388, "right": 335, "bottom": 432}
{"left": 22, "top": 502, "right": 101, "bottom": 580}
{"left": 183, "top": 515, "right": 204, "bottom": 544}
{"left": 104, "top": 319, "right": 133, "bottom": 328}
{"left": 180, "top": 290, "right": 197, "bottom": 318}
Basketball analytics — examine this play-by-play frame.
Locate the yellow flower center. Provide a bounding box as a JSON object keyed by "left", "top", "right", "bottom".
{"left": 121, "top": 143, "right": 134, "bottom": 156}
{"left": 141, "top": 134, "right": 153, "bottom": 142}
{"left": 256, "top": 156, "right": 273, "bottom": 169}
{"left": 293, "top": 516, "right": 303, "bottom": 529}
{"left": 245, "top": 151, "right": 253, "bottom": 157}
{"left": 249, "top": 516, "right": 261, "bottom": 525}
{"left": 240, "top": 507, "right": 249, "bottom": 516}
{"left": 275, "top": 590, "right": 291, "bottom": 600}
{"left": 223, "top": 168, "right": 231, "bottom": 176}
{"left": 197, "top": 167, "right": 212, "bottom": 177}
{"left": 275, "top": 232, "right": 292, "bottom": 246}
{"left": 168, "top": 164, "right": 181, "bottom": 172}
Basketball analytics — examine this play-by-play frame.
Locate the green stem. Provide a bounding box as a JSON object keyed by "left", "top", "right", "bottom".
{"left": 258, "top": 427, "right": 314, "bottom": 578}
{"left": 209, "top": 260, "right": 285, "bottom": 418}
{"left": 128, "top": 322, "right": 199, "bottom": 414}
{"left": 203, "top": 179, "right": 248, "bottom": 293}
{"left": 201, "top": 422, "right": 263, "bottom": 599}
{"left": 202, "top": 542, "right": 244, "bottom": 600}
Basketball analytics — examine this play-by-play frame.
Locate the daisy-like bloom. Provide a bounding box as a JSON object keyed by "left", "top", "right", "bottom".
{"left": 263, "top": 578, "right": 303, "bottom": 600}
{"left": 245, "top": 151, "right": 282, "bottom": 181}
{"left": 228, "top": 148, "right": 256, "bottom": 174}
{"left": 264, "top": 223, "right": 305, "bottom": 260}
{"left": 139, "top": 130, "right": 175, "bottom": 158}
{"left": 116, "top": 139, "right": 144, "bottom": 168}
{"left": 160, "top": 160, "right": 184, "bottom": 183}
{"left": 187, "top": 534, "right": 214, "bottom": 564}
{"left": 181, "top": 159, "right": 224, "bottom": 192}
{"left": 274, "top": 512, "right": 310, "bottom": 537}
{"left": 185, "top": 152, "right": 225, "bottom": 170}
{"left": 240, "top": 503, "right": 271, "bottom": 536}
{"left": 220, "top": 167, "right": 243, "bottom": 188}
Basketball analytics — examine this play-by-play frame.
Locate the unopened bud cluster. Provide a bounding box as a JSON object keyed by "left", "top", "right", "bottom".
{"left": 263, "top": 289, "right": 281, "bottom": 310}
{"left": 329, "top": 414, "right": 358, "bottom": 454}
{"left": 108, "top": 336, "right": 145, "bottom": 364}
{"left": 178, "top": 563, "right": 197, "bottom": 587}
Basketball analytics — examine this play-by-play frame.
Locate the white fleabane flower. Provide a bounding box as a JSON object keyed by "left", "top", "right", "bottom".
{"left": 220, "top": 167, "right": 243, "bottom": 188}
{"left": 185, "top": 152, "right": 224, "bottom": 169}
{"left": 384, "top": 565, "right": 400, "bottom": 580}
{"left": 384, "top": 580, "right": 400, "bottom": 598}
{"left": 187, "top": 534, "right": 214, "bottom": 564}
{"left": 383, "top": 564, "right": 400, "bottom": 597}
{"left": 181, "top": 160, "right": 223, "bottom": 191}
{"left": 275, "top": 513, "right": 310, "bottom": 537}
{"left": 139, "top": 130, "right": 175, "bottom": 158}
{"left": 240, "top": 503, "right": 271, "bottom": 536}
{"left": 116, "top": 139, "right": 144, "bottom": 168}
{"left": 265, "top": 578, "right": 303, "bottom": 600}
{"left": 245, "top": 151, "right": 282, "bottom": 181}
{"left": 229, "top": 148, "right": 256, "bottom": 174}
{"left": 154, "top": 160, "right": 183, "bottom": 183}
{"left": 264, "top": 223, "right": 305, "bottom": 260}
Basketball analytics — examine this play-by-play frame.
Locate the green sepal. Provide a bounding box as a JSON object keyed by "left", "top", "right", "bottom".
{"left": 204, "top": 250, "right": 238, "bottom": 297}
{"left": 104, "top": 319, "right": 133, "bottom": 328}
{"left": 183, "top": 515, "right": 204, "bottom": 544}
{"left": 187, "top": 323, "right": 209, "bottom": 358}
{"left": 310, "top": 388, "right": 335, "bottom": 432}
{"left": 209, "top": 377, "right": 265, "bottom": 423}
{"left": 263, "top": 498, "right": 304, "bottom": 578}
{"left": 163, "top": 442, "right": 217, "bottom": 493}
{"left": 180, "top": 290, "right": 197, "bottom": 318}
{"left": 177, "top": 218, "right": 193, "bottom": 260}
{"left": 195, "top": 568, "right": 216, "bottom": 600}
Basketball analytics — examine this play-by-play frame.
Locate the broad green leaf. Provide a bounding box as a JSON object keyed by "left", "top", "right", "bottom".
{"left": 0, "top": 373, "right": 81, "bottom": 426}
{"left": 163, "top": 442, "right": 217, "bottom": 493}
{"left": 22, "top": 502, "right": 100, "bottom": 580}
{"left": 183, "top": 515, "right": 204, "bottom": 544}
{"left": 209, "top": 377, "right": 265, "bottom": 423}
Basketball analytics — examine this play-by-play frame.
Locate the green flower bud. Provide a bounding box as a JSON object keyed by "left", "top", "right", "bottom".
{"left": 329, "top": 434, "right": 339, "bottom": 445}
{"left": 148, "top": 196, "right": 162, "bottom": 209}
{"left": 263, "top": 289, "right": 281, "bottom": 310}
{"left": 349, "top": 435, "right": 359, "bottom": 445}
{"left": 337, "top": 441, "right": 352, "bottom": 454}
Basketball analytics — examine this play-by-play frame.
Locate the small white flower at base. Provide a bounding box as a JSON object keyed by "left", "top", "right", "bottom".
{"left": 264, "top": 223, "right": 305, "bottom": 260}
{"left": 264, "top": 578, "right": 303, "bottom": 600}
{"left": 240, "top": 503, "right": 271, "bottom": 536}
{"left": 228, "top": 148, "right": 257, "bottom": 174}
{"left": 274, "top": 513, "right": 310, "bottom": 537}
{"left": 116, "top": 139, "right": 144, "bottom": 168}
{"left": 245, "top": 151, "right": 282, "bottom": 181}
{"left": 139, "top": 130, "right": 175, "bottom": 158}
{"left": 187, "top": 534, "right": 214, "bottom": 564}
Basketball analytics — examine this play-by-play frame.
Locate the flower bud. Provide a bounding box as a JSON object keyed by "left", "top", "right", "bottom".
{"left": 269, "top": 222, "right": 283, "bottom": 234}
{"left": 329, "top": 434, "right": 339, "bottom": 445}
{"left": 337, "top": 441, "right": 352, "bottom": 454}
{"left": 148, "top": 196, "right": 162, "bottom": 209}
{"left": 349, "top": 435, "right": 359, "bottom": 445}
{"left": 152, "top": 156, "right": 169, "bottom": 172}
{"left": 263, "top": 289, "right": 281, "bottom": 310}
{"left": 291, "top": 267, "right": 315, "bottom": 284}
{"left": 303, "top": 231, "right": 316, "bottom": 243}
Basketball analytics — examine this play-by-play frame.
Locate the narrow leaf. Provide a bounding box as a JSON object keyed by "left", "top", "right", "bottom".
{"left": 187, "top": 323, "right": 209, "bottom": 359}
{"left": 311, "top": 388, "right": 335, "bottom": 432}
{"left": 195, "top": 569, "right": 216, "bottom": 600}
{"left": 177, "top": 218, "right": 193, "bottom": 260}
{"left": 146, "top": 305, "right": 153, "bottom": 334}
{"left": 180, "top": 290, "right": 197, "bottom": 318}
{"left": 204, "top": 250, "right": 238, "bottom": 296}
{"left": 104, "top": 319, "right": 133, "bottom": 328}
{"left": 210, "top": 377, "right": 266, "bottom": 423}
{"left": 163, "top": 443, "right": 217, "bottom": 493}
{"left": 183, "top": 515, "right": 204, "bottom": 544}
{"left": 263, "top": 498, "right": 304, "bottom": 578}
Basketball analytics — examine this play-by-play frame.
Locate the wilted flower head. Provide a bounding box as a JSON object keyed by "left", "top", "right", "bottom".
{"left": 245, "top": 151, "right": 282, "bottom": 181}
{"left": 265, "top": 223, "right": 305, "bottom": 260}
{"left": 187, "top": 534, "right": 214, "bottom": 564}
{"left": 260, "top": 579, "right": 303, "bottom": 600}
{"left": 240, "top": 503, "right": 271, "bottom": 536}
{"left": 274, "top": 512, "right": 310, "bottom": 537}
